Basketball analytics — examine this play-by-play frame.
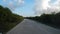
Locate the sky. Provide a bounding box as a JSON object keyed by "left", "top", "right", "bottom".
{"left": 0, "top": 0, "right": 60, "bottom": 17}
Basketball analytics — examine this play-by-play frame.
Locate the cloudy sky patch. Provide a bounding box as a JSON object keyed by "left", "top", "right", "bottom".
{"left": 2, "top": 0, "right": 24, "bottom": 10}
{"left": 35, "top": 0, "right": 60, "bottom": 16}
{"left": 0, "top": 0, "right": 60, "bottom": 16}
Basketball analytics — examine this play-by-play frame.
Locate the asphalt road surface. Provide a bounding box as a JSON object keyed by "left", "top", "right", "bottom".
{"left": 7, "top": 19, "right": 60, "bottom": 34}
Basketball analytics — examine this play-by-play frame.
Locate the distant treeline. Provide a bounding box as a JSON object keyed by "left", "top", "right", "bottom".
{"left": 0, "top": 5, "right": 24, "bottom": 33}
{"left": 26, "top": 12, "right": 60, "bottom": 29}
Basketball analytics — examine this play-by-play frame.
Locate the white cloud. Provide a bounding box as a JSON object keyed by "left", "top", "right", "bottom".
{"left": 17, "top": 0, "right": 24, "bottom": 5}
{"left": 3, "top": 0, "right": 7, "bottom": 2}
{"left": 42, "top": 0, "right": 51, "bottom": 9}
{"left": 8, "top": 1, "right": 15, "bottom": 10}
{"left": 14, "top": 0, "right": 17, "bottom": 2}
{"left": 14, "top": 0, "right": 24, "bottom": 5}
{"left": 18, "top": 0, "right": 24, "bottom": 3}
{"left": 3, "top": 0, "right": 24, "bottom": 10}
{"left": 34, "top": 0, "right": 60, "bottom": 16}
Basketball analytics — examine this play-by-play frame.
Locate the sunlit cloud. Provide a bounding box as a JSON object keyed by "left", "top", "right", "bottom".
{"left": 34, "top": 0, "right": 60, "bottom": 16}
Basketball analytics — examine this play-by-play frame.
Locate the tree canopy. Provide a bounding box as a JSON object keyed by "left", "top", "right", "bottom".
{"left": 26, "top": 12, "right": 60, "bottom": 29}
{"left": 0, "top": 5, "right": 24, "bottom": 33}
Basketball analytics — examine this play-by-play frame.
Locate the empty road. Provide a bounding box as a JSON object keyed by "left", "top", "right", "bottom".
{"left": 7, "top": 19, "right": 60, "bottom": 34}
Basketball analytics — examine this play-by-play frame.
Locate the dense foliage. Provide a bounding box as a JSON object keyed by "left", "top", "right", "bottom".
{"left": 26, "top": 12, "right": 60, "bottom": 29}
{"left": 0, "top": 5, "right": 24, "bottom": 33}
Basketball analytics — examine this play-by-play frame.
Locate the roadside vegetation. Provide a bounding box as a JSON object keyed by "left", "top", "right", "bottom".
{"left": 26, "top": 12, "right": 60, "bottom": 29}
{"left": 0, "top": 5, "right": 24, "bottom": 33}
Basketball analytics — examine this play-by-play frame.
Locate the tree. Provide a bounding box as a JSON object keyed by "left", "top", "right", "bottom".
{"left": 0, "top": 5, "right": 24, "bottom": 33}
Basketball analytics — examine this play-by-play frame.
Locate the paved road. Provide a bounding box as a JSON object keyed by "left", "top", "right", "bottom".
{"left": 7, "top": 19, "right": 60, "bottom": 34}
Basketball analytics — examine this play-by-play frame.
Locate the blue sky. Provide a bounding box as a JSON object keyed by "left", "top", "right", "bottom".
{"left": 0, "top": 0, "right": 35, "bottom": 17}
{"left": 0, "top": 0, "right": 60, "bottom": 17}
{"left": 13, "top": 0, "right": 35, "bottom": 17}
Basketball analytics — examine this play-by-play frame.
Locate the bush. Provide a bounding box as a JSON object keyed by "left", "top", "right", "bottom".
{"left": 26, "top": 12, "right": 60, "bottom": 29}
{"left": 0, "top": 5, "right": 24, "bottom": 33}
